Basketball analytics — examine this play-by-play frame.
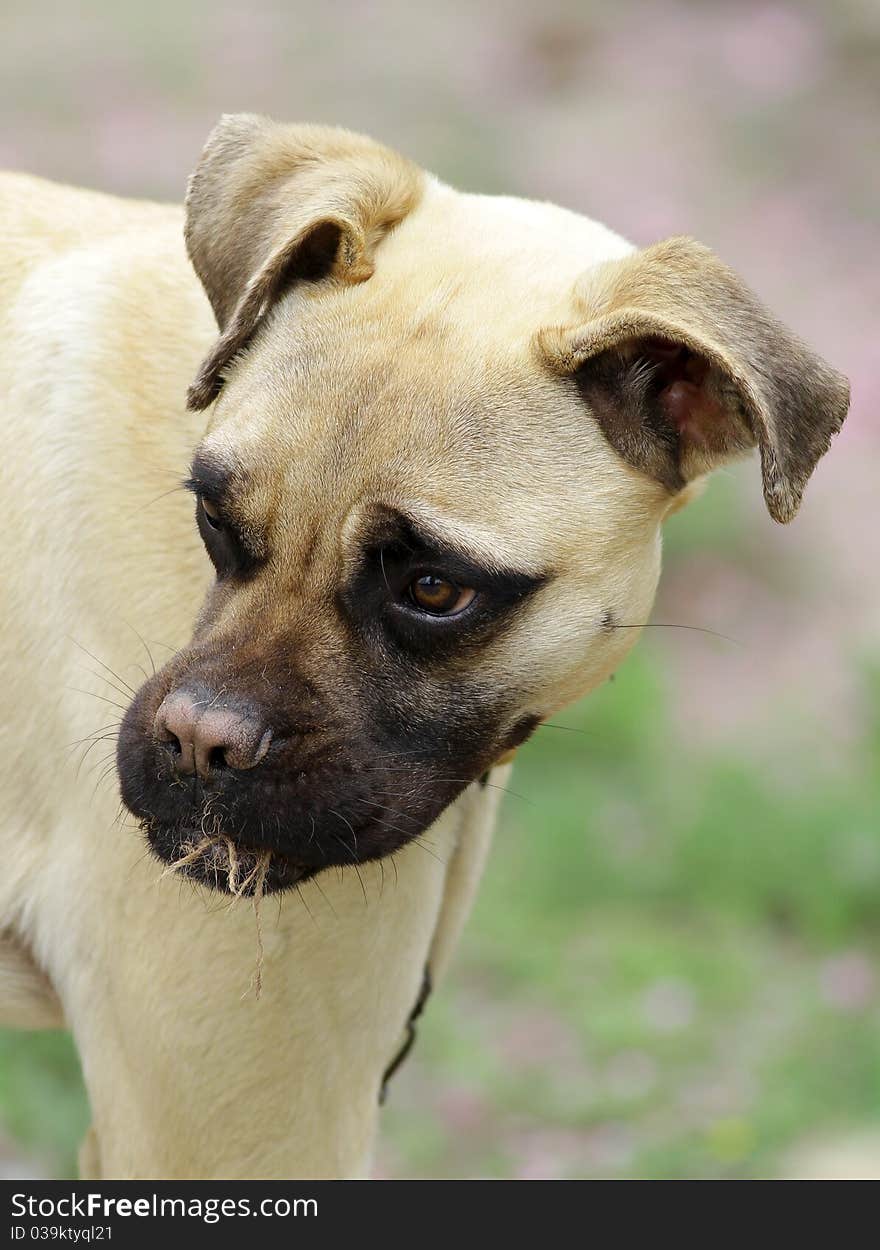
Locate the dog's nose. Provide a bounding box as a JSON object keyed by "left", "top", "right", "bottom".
{"left": 154, "top": 690, "right": 272, "bottom": 778}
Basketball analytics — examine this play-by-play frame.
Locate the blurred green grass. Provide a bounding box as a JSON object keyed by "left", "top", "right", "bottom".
{"left": 377, "top": 650, "right": 880, "bottom": 1177}
{"left": 2, "top": 488, "right": 878, "bottom": 1178}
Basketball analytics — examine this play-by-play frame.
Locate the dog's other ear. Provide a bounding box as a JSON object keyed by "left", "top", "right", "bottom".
{"left": 185, "top": 113, "right": 422, "bottom": 410}
{"left": 538, "top": 237, "right": 849, "bottom": 522}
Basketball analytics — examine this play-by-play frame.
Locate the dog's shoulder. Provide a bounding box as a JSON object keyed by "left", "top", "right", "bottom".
{"left": 0, "top": 171, "right": 180, "bottom": 278}
{"left": 0, "top": 171, "right": 213, "bottom": 431}
{"left": 0, "top": 170, "right": 180, "bottom": 232}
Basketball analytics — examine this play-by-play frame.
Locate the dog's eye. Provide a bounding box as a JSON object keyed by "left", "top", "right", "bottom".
{"left": 406, "top": 574, "right": 475, "bottom": 616}
{"left": 199, "top": 496, "right": 223, "bottom": 530}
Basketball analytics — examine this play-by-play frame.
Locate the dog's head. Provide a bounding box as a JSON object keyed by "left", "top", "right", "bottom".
{"left": 116, "top": 115, "right": 849, "bottom": 894}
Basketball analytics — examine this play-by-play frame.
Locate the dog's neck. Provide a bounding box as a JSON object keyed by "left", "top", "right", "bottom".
{"left": 41, "top": 781, "right": 499, "bottom": 1178}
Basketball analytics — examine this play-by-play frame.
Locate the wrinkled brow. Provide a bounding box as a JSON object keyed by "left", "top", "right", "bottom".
{"left": 369, "top": 506, "right": 550, "bottom": 589}
{"left": 393, "top": 507, "right": 548, "bottom": 582}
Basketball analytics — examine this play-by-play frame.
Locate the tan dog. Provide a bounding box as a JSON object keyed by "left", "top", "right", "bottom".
{"left": 0, "top": 115, "right": 849, "bottom": 1179}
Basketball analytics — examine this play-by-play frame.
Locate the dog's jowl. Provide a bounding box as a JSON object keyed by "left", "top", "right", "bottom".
{"left": 0, "top": 115, "right": 849, "bottom": 1179}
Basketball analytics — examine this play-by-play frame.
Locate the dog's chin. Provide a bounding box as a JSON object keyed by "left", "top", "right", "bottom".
{"left": 144, "top": 821, "right": 313, "bottom": 896}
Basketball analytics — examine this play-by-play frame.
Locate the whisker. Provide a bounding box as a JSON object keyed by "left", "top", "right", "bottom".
{"left": 351, "top": 804, "right": 415, "bottom": 842}
{"left": 66, "top": 687, "right": 129, "bottom": 713}
{"left": 63, "top": 725, "right": 120, "bottom": 758}
{"left": 411, "top": 837, "right": 447, "bottom": 866}
{"left": 76, "top": 665, "right": 136, "bottom": 704}
{"left": 128, "top": 483, "right": 189, "bottom": 516}
{"left": 144, "top": 637, "right": 177, "bottom": 655}
{"left": 356, "top": 807, "right": 450, "bottom": 868}
{"left": 91, "top": 759, "right": 119, "bottom": 799}
{"left": 295, "top": 881, "right": 317, "bottom": 926}
{"left": 354, "top": 797, "right": 420, "bottom": 825}
{"left": 379, "top": 547, "right": 392, "bottom": 594}
{"left": 78, "top": 741, "right": 116, "bottom": 781}
{"left": 66, "top": 638, "right": 137, "bottom": 693}
{"left": 124, "top": 840, "right": 159, "bottom": 885}
{"left": 309, "top": 873, "right": 337, "bottom": 919}
{"left": 328, "top": 815, "right": 368, "bottom": 906}
{"left": 331, "top": 809, "right": 360, "bottom": 858}
{"left": 613, "top": 622, "right": 741, "bottom": 645}
{"left": 363, "top": 772, "right": 534, "bottom": 806}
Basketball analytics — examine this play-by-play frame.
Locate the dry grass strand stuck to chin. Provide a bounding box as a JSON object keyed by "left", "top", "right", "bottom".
{"left": 162, "top": 833, "right": 270, "bottom": 1000}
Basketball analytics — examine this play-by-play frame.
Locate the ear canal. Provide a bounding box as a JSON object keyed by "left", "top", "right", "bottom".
{"left": 538, "top": 237, "right": 850, "bottom": 522}
{"left": 184, "top": 113, "right": 423, "bottom": 411}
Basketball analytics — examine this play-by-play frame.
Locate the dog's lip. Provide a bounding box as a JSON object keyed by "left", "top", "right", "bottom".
{"left": 142, "top": 819, "right": 313, "bottom": 894}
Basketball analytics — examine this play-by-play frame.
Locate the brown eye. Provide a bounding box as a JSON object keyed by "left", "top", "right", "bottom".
{"left": 200, "top": 496, "right": 222, "bottom": 529}
{"left": 407, "top": 574, "right": 475, "bottom": 616}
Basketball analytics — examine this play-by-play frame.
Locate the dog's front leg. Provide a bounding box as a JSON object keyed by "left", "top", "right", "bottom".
{"left": 77, "top": 1126, "right": 101, "bottom": 1180}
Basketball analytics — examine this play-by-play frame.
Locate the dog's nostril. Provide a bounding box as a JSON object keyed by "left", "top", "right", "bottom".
{"left": 207, "top": 745, "right": 228, "bottom": 773}
{"left": 154, "top": 689, "right": 270, "bottom": 778}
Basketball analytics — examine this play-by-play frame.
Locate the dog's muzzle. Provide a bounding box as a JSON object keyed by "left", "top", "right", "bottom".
{"left": 115, "top": 669, "right": 484, "bottom": 896}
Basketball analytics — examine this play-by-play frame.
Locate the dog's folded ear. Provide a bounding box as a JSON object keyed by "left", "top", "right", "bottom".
{"left": 537, "top": 237, "right": 849, "bottom": 522}
{"left": 185, "top": 113, "right": 422, "bottom": 410}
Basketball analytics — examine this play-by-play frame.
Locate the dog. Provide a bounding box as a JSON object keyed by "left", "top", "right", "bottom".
{"left": 0, "top": 115, "right": 849, "bottom": 1179}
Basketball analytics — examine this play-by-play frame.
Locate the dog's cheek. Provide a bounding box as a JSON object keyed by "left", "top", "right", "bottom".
{"left": 364, "top": 664, "right": 528, "bottom": 787}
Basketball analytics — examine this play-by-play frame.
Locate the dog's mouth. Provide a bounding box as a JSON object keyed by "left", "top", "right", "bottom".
{"left": 117, "top": 671, "right": 495, "bottom": 897}
{"left": 145, "top": 820, "right": 313, "bottom": 897}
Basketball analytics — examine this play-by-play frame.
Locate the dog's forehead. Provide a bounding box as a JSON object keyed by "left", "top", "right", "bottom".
{"left": 197, "top": 185, "right": 663, "bottom": 564}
